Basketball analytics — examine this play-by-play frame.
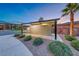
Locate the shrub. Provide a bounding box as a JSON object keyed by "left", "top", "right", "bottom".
{"left": 48, "top": 41, "right": 73, "bottom": 56}
{"left": 18, "top": 34, "right": 25, "bottom": 38}
{"left": 33, "top": 37, "right": 44, "bottom": 46}
{"left": 14, "top": 34, "right": 20, "bottom": 37}
{"left": 65, "top": 35, "right": 77, "bottom": 41}
{"left": 24, "top": 35, "right": 32, "bottom": 41}
{"left": 71, "top": 40, "right": 79, "bottom": 51}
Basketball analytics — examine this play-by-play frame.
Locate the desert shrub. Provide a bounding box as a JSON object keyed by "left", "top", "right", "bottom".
{"left": 48, "top": 41, "right": 73, "bottom": 56}
{"left": 71, "top": 40, "right": 79, "bottom": 51}
{"left": 65, "top": 35, "right": 77, "bottom": 41}
{"left": 24, "top": 35, "right": 32, "bottom": 41}
{"left": 14, "top": 34, "right": 20, "bottom": 37}
{"left": 33, "top": 37, "right": 44, "bottom": 46}
{"left": 18, "top": 34, "right": 25, "bottom": 38}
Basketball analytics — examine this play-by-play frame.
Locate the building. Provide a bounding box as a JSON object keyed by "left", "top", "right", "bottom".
{"left": 0, "top": 20, "right": 12, "bottom": 30}
{"left": 22, "top": 18, "right": 60, "bottom": 40}
{"left": 57, "top": 21, "right": 79, "bottom": 36}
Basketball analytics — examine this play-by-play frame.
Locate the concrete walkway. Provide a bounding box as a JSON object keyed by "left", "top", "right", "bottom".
{"left": 25, "top": 33, "right": 63, "bottom": 42}
{"left": 76, "top": 36, "right": 79, "bottom": 40}
{"left": 0, "top": 35, "right": 33, "bottom": 56}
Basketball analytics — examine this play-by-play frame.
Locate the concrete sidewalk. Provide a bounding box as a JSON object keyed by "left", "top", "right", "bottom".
{"left": 0, "top": 35, "right": 33, "bottom": 56}
{"left": 25, "top": 33, "right": 63, "bottom": 42}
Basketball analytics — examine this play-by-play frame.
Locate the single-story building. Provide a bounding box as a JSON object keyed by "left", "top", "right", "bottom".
{"left": 0, "top": 21, "right": 11, "bottom": 30}
{"left": 57, "top": 21, "right": 79, "bottom": 36}
{"left": 22, "top": 18, "right": 60, "bottom": 40}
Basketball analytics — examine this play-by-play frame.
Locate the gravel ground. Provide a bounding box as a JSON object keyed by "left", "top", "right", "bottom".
{"left": 20, "top": 38, "right": 53, "bottom": 56}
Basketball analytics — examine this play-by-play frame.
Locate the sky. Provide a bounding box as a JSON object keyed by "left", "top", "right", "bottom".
{"left": 0, "top": 3, "right": 79, "bottom": 24}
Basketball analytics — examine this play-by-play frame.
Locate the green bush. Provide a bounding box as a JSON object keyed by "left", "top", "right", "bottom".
{"left": 24, "top": 35, "right": 32, "bottom": 41}
{"left": 18, "top": 34, "right": 25, "bottom": 38}
{"left": 14, "top": 34, "right": 20, "bottom": 37}
{"left": 48, "top": 41, "right": 73, "bottom": 56}
{"left": 33, "top": 37, "right": 44, "bottom": 46}
{"left": 71, "top": 40, "right": 79, "bottom": 51}
{"left": 65, "top": 35, "right": 77, "bottom": 41}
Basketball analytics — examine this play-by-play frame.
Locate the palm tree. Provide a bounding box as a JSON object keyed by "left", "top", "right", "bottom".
{"left": 61, "top": 3, "right": 79, "bottom": 36}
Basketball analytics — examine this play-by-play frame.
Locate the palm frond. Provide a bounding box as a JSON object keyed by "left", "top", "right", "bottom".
{"left": 66, "top": 3, "right": 71, "bottom": 9}
{"left": 61, "top": 12, "right": 69, "bottom": 17}
{"left": 62, "top": 7, "right": 70, "bottom": 17}
{"left": 61, "top": 3, "right": 79, "bottom": 17}
{"left": 67, "top": 3, "right": 79, "bottom": 10}
{"left": 73, "top": 4, "right": 79, "bottom": 13}
{"left": 62, "top": 8, "right": 69, "bottom": 13}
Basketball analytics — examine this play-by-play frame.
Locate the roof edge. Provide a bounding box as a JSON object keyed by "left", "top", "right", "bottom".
{"left": 22, "top": 18, "right": 60, "bottom": 24}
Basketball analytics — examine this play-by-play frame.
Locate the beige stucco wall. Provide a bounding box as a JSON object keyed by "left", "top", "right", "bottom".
{"left": 27, "top": 24, "right": 53, "bottom": 36}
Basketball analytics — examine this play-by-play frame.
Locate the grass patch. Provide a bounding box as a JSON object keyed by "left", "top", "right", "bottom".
{"left": 33, "top": 37, "right": 44, "bottom": 46}
{"left": 14, "top": 34, "right": 20, "bottom": 37}
{"left": 71, "top": 40, "right": 79, "bottom": 51}
{"left": 64, "top": 35, "right": 77, "bottom": 41}
{"left": 24, "top": 35, "right": 32, "bottom": 41}
{"left": 18, "top": 34, "right": 25, "bottom": 38}
{"left": 48, "top": 41, "right": 73, "bottom": 56}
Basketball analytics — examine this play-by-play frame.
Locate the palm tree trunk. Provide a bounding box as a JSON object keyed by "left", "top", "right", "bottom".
{"left": 70, "top": 11, "right": 74, "bottom": 36}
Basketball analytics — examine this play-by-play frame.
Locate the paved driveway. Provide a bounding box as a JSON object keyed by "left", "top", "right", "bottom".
{"left": 0, "top": 30, "right": 16, "bottom": 36}
{"left": 0, "top": 34, "right": 32, "bottom": 56}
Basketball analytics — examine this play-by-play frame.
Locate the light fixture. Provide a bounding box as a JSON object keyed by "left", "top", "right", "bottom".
{"left": 41, "top": 23, "right": 48, "bottom": 26}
